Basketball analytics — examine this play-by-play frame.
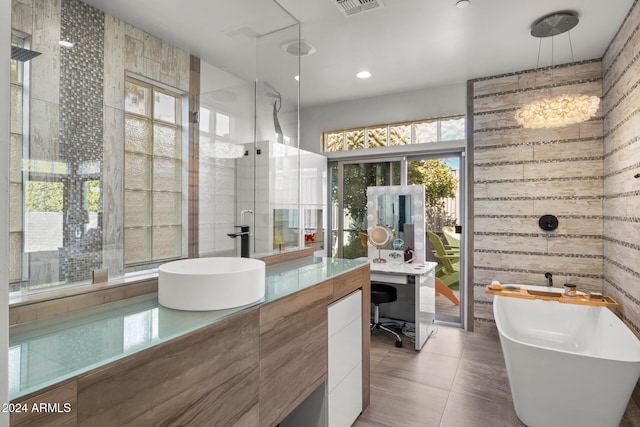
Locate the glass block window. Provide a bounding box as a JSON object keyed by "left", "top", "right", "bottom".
{"left": 322, "top": 115, "right": 465, "bottom": 153}
{"left": 324, "top": 131, "right": 345, "bottom": 152}
{"left": 414, "top": 121, "right": 438, "bottom": 144}
{"left": 440, "top": 116, "right": 466, "bottom": 141}
{"left": 389, "top": 123, "right": 411, "bottom": 146}
{"left": 346, "top": 130, "right": 364, "bottom": 150}
{"left": 124, "top": 77, "right": 184, "bottom": 265}
{"left": 367, "top": 127, "right": 387, "bottom": 148}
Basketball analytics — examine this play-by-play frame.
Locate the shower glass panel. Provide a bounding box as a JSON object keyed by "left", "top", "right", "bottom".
{"left": 198, "top": 76, "right": 256, "bottom": 257}
{"left": 253, "top": 23, "right": 302, "bottom": 254}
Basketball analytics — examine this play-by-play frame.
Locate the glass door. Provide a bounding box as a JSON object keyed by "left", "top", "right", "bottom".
{"left": 407, "top": 155, "right": 463, "bottom": 324}
{"left": 330, "top": 160, "right": 401, "bottom": 259}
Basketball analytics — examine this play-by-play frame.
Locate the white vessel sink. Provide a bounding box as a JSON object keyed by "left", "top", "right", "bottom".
{"left": 158, "top": 257, "right": 266, "bottom": 311}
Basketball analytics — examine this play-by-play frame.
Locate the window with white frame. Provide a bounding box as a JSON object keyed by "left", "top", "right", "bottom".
{"left": 124, "top": 77, "right": 184, "bottom": 265}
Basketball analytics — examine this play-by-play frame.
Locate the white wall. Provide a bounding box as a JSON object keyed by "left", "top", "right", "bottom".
{"left": 1, "top": 0, "right": 11, "bottom": 421}
{"left": 299, "top": 82, "right": 467, "bottom": 153}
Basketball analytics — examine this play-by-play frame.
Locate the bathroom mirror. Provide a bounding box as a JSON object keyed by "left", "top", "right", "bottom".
{"left": 9, "top": 0, "right": 302, "bottom": 294}
{"left": 366, "top": 185, "right": 426, "bottom": 263}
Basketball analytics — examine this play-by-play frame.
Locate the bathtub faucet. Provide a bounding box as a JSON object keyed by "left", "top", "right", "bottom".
{"left": 544, "top": 272, "right": 553, "bottom": 287}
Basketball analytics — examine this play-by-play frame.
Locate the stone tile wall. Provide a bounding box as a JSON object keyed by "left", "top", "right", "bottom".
{"left": 470, "top": 61, "right": 605, "bottom": 327}
{"left": 601, "top": 1, "right": 640, "bottom": 334}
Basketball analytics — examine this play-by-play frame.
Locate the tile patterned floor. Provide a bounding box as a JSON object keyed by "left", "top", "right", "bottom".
{"left": 355, "top": 325, "right": 640, "bottom": 427}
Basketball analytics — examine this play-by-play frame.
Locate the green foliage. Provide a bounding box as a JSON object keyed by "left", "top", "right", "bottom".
{"left": 342, "top": 232, "right": 367, "bottom": 259}
{"left": 408, "top": 159, "right": 458, "bottom": 224}
{"left": 408, "top": 160, "right": 457, "bottom": 209}
{"left": 26, "top": 181, "right": 63, "bottom": 212}
{"left": 25, "top": 180, "right": 101, "bottom": 213}
{"left": 332, "top": 163, "right": 400, "bottom": 233}
{"left": 334, "top": 159, "right": 458, "bottom": 236}
{"left": 86, "top": 180, "right": 100, "bottom": 212}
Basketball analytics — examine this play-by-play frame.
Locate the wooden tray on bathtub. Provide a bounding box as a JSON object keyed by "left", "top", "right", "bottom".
{"left": 485, "top": 286, "right": 619, "bottom": 308}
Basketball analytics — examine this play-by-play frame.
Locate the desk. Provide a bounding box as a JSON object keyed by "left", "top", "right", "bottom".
{"left": 369, "top": 261, "right": 437, "bottom": 350}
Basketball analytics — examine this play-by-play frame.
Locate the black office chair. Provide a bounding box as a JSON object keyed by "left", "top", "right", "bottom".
{"left": 371, "top": 283, "right": 403, "bottom": 348}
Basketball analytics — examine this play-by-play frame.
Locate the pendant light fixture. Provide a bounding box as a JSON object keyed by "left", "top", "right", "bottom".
{"left": 515, "top": 12, "right": 600, "bottom": 129}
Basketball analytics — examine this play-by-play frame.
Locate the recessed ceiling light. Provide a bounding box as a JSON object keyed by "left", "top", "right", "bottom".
{"left": 356, "top": 71, "right": 372, "bottom": 79}
{"left": 294, "top": 75, "right": 300, "bottom": 81}
{"left": 456, "top": 0, "right": 469, "bottom": 8}
{"left": 58, "top": 40, "right": 74, "bottom": 48}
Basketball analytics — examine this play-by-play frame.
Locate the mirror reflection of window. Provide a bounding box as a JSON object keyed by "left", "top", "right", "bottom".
{"left": 199, "top": 107, "right": 211, "bottom": 134}
{"left": 215, "top": 112, "right": 230, "bottom": 138}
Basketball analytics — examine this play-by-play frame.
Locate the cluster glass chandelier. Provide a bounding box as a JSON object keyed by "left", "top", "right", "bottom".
{"left": 515, "top": 12, "right": 600, "bottom": 129}
{"left": 209, "top": 142, "right": 245, "bottom": 159}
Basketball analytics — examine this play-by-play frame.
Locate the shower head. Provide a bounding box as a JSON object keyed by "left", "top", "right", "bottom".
{"left": 11, "top": 46, "right": 41, "bottom": 62}
{"left": 263, "top": 82, "right": 284, "bottom": 144}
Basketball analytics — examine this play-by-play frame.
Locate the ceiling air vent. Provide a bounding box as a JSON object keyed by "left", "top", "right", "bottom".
{"left": 334, "top": 0, "right": 385, "bottom": 17}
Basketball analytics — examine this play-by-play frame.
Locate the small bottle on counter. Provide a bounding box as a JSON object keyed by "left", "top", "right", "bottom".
{"left": 564, "top": 283, "right": 577, "bottom": 297}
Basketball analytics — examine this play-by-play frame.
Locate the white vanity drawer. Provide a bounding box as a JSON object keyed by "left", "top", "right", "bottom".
{"left": 371, "top": 272, "right": 407, "bottom": 285}
{"left": 328, "top": 362, "right": 362, "bottom": 427}
{"left": 328, "top": 290, "right": 361, "bottom": 337}
{"left": 328, "top": 316, "right": 361, "bottom": 393}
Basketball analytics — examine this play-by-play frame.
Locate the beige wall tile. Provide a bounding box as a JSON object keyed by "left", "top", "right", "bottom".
{"left": 605, "top": 142, "right": 640, "bottom": 175}
{"left": 473, "top": 75, "right": 519, "bottom": 97}
{"left": 11, "top": 0, "right": 32, "bottom": 34}
{"left": 474, "top": 144, "right": 534, "bottom": 164}
{"left": 474, "top": 164, "right": 524, "bottom": 181}
{"left": 524, "top": 160, "right": 603, "bottom": 180}
{"left": 564, "top": 217, "right": 603, "bottom": 235}
{"left": 474, "top": 217, "right": 539, "bottom": 234}
{"left": 143, "top": 32, "right": 162, "bottom": 59}
{"left": 532, "top": 198, "right": 602, "bottom": 216}
{"left": 104, "top": 15, "right": 125, "bottom": 110}
{"left": 483, "top": 179, "right": 602, "bottom": 199}
{"left": 533, "top": 140, "right": 603, "bottom": 162}
{"left": 603, "top": 3, "right": 640, "bottom": 71}
{"left": 125, "top": 35, "right": 143, "bottom": 74}
{"left": 603, "top": 196, "right": 627, "bottom": 217}
{"left": 474, "top": 234, "right": 548, "bottom": 252}
{"left": 473, "top": 199, "right": 535, "bottom": 216}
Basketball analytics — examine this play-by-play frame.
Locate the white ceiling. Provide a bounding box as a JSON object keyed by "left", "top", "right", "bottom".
{"left": 84, "top": 0, "right": 633, "bottom": 108}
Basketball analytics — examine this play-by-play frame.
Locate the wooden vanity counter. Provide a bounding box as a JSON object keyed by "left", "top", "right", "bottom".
{"left": 9, "top": 257, "right": 370, "bottom": 427}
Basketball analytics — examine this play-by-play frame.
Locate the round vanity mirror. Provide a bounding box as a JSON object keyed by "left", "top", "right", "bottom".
{"left": 369, "top": 225, "right": 392, "bottom": 263}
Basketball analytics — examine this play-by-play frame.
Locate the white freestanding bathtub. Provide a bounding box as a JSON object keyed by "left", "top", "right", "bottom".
{"left": 493, "top": 285, "right": 640, "bottom": 427}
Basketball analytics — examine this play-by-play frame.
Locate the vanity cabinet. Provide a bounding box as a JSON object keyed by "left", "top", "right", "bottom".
{"left": 328, "top": 290, "right": 363, "bottom": 426}
{"left": 10, "top": 261, "right": 370, "bottom": 427}
{"left": 281, "top": 289, "right": 363, "bottom": 427}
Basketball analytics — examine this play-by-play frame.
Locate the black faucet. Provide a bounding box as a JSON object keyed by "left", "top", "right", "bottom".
{"left": 227, "top": 210, "right": 253, "bottom": 258}
{"left": 228, "top": 225, "right": 251, "bottom": 258}
{"left": 545, "top": 272, "right": 553, "bottom": 287}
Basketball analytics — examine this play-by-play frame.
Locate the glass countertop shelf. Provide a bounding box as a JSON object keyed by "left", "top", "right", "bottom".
{"left": 9, "top": 257, "right": 368, "bottom": 400}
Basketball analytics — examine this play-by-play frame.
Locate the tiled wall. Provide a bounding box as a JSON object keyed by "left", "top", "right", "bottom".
{"left": 470, "top": 61, "right": 605, "bottom": 329}
{"left": 601, "top": 2, "right": 640, "bottom": 335}
{"left": 58, "top": 0, "right": 104, "bottom": 282}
